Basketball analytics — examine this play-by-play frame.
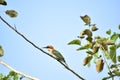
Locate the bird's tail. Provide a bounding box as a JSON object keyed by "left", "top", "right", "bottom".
{"left": 61, "top": 59, "right": 69, "bottom": 67}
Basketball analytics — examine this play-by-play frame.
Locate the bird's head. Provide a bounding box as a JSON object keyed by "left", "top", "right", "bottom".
{"left": 43, "top": 45, "right": 55, "bottom": 51}
{"left": 43, "top": 45, "right": 55, "bottom": 52}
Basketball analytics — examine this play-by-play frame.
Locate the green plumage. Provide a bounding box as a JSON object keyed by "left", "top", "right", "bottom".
{"left": 52, "top": 50, "right": 66, "bottom": 63}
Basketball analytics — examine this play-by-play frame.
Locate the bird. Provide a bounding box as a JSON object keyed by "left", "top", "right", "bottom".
{"left": 43, "top": 45, "right": 68, "bottom": 66}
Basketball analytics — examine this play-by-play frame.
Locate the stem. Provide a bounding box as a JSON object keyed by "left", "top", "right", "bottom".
{"left": 102, "top": 75, "right": 116, "bottom": 80}
{"left": 0, "top": 60, "right": 39, "bottom": 80}
{"left": 0, "top": 16, "right": 85, "bottom": 80}
{"left": 100, "top": 45, "right": 114, "bottom": 79}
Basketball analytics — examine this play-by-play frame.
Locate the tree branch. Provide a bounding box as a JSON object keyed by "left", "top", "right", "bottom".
{"left": 0, "top": 16, "right": 85, "bottom": 80}
{"left": 0, "top": 59, "right": 39, "bottom": 80}
{"left": 102, "top": 75, "right": 116, "bottom": 80}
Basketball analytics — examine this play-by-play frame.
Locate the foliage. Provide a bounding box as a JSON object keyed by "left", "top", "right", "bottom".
{"left": 68, "top": 15, "right": 120, "bottom": 79}
{"left": 80, "top": 15, "right": 91, "bottom": 26}
{"left": 0, "top": 0, "right": 18, "bottom": 18}
{"left": 0, "top": 0, "right": 23, "bottom": 80}
{"left": 0, "top": 71, "right": 20, "bottom": 80}
{"left": 68, "top": 39, "right": 81, "bottom": 45}
{"left": 0, "top": 45, "right": 4, "bottom": 57}
{"left": 0, "top": 0, "right": 7, "bottom": 6}
{"left": 1, "top": 0, "right": 120, "bottom": 80}
{"left": 5, "top": 10, "right": 18, "bottom": 18}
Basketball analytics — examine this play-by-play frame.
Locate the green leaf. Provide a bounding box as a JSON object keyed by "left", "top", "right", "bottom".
{"left": 92, "top": 45, "right": 99, "bottom": 53}
{"left": 83, "top": 56, "right": 92, "bottom": 66}
{"left": 117, "top": 56, "right": 120, "bottom": 62}
{"left": 96, "top": 37, "right": 107, "bottom": 44}
{"left": 2, "top": 71, "right": 19, "bottom": 80}
{"left": 118, "top": 24, "right": 120, "bottom": 30}
{"left": 110, "top": 32, "right": 119, "bottom": 42}
{"left": 100, "top": 43, "right": 108, "bottom": 51}
{"left": 5, "top": 10, "right": 18, "bottom": 18}
{"left": 104, "top": 39, "right": 114, "bottom": 45}
{"left": 68, "top": 39, "right": 81, "bottom": 45}
{"left": 0, "top": 0, "right": 7, "bottom": 6}
{"left": 110, "top": 64, "right": 117, "bottom": 69}
{"left": 91, "top": 25, "right": 98, "bottom": 31}
{"left": 113, "top": 69, "right": 120, "bottom": 76}
{"left": 117, "top": 43, "right": 120, "bottom": 49}
{"left": 77, "top": 43, "right": 92, "bottom": 51}
{"left": 103, "top": 51, "right": 110, "bottom": 59}
{"left": 86, "top": 37, "right": 92, "bottom": 42}
{"left": 13, "top": 73, "right": 18, "bottom": 80}
{"left": 5, "top": 71, "right": 14, "bottom": 80}
{"left": 102, "top": 76, "right": 113, "bottom": 80}
{"left": 102, "top": 77, "right": 108, "bottom": 80}
{"left": 86, "top": 50, "right": 94, "bottom": 55}
{"left": 82, "top": 29, "right": 92, "bottom": 37}
{"left": 80, "top": 15, "right": 91, "bottom": 26}
{"left": 109, "top": 45, "right": 116, "bottom": 63}
{"left": 0, "top": 74, "right": 5, "bottom": 79}
{"left": 9, "top": 71, "right": 15, "bottom": 75}
{"left": 0, "top": 45, "right": 4, "bottom": 57}
{"left": 106, "top": 29, "right": 111, "bottom": 35}
{"left": 119, "top": 34, "right": 120, "bottom": 39}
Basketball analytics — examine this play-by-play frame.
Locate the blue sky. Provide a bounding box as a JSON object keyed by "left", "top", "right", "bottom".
{"left": 0, "top": 0, "right": 120, "bottom": 80}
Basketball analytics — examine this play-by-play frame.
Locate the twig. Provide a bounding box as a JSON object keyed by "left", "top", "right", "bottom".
{"left": 100, "top": 45, "right": 114, "bottom": 79}
{"left": 0, "top": 59, "right": 39, "bottom": 80}
{"left": 0, "top": 16, "right": 85, "bottom": 80}
{"left": 102, "top": 75, "right": 116, "bottom": 80}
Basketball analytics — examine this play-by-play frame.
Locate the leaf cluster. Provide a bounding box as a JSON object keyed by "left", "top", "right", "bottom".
{"left": 0, "top": 0, "right": 18, "bottom": 18}
{"left": 0, "top": 71, "right": 24, "bottom": 80}
{"left": 68, "top": 15, "right": 120, "bottom": 79}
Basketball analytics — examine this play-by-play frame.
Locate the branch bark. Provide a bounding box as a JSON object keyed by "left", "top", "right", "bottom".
{"left": 0, "top": 16, "right": 85, "bottom": 80}
{"left": 0, "top": 59, "right": 39, "bottom": 80}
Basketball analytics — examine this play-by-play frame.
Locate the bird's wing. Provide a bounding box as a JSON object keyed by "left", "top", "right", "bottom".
{"left": 53, "top": 50, "right": 67, "bottom": 66}
{"left": 52, "top": 50, "right": 64, "bottom": 59}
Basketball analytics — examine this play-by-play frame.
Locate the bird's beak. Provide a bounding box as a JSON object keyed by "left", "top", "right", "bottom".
{"left": 43, "top": 46, "right": 47, "bottom": 48}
